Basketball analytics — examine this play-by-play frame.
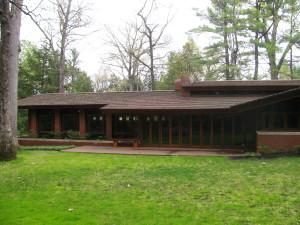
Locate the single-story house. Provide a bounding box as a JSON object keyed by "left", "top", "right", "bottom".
{"left": 18, "top": 78, "right": 300, "bottom": 151}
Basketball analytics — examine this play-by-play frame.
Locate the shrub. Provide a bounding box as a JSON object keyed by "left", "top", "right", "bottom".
{"left": 85, "top": 133, "right": 106, "bottom": 140}
{"left": 39, "top": 132, "right": 56, "bottom": 139}
{"left": 257, "top": 145, "right": 279, "bottom": 154}
{"left": 64, "top": 130, "right": 80, "bottom": 139}
{"left": 291, "top": 145, "right": 300, "bottom": 154}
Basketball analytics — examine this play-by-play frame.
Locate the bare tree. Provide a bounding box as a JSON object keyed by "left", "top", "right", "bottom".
{"left": 0, "top": 0, "right": 23, "bottom": 160}
{"left": 136, "top": 0, "right": 171, "bottom": 90}
{"left": 105, "top": 22, "right": 146, "bottom": 91}
{"left": 24, "top": 0, "right": 90, "bottom": 92}
{"left": 55, "top": 0, "right": 90, "bottom": 92}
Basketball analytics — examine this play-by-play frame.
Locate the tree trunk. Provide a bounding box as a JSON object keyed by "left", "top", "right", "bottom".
{"left": 59, "top": 43, "right": 66, "bottom": 92}
{"left": 224, "top": 23, "right": 230, "bottom": 80}
{"left": 149, "top": 34, "right": 155, "bottom": 90}
{"left": 0, "top": 0, "right": 23, "bottom": 161}
{"left": 289, "top": 11, "right": 294, "bottom": 79}
{"left": 290, "top": 46, "right": 293, "bottom": 79}
{"left": 58, "top": 0, "right": 72, "bottom": 93}
{"left": 269, "top": 53, "right": 278, "bottom": 80}
{"left": 9, "top": 2, "right": 22, "bottom": 137}
{"left": 253, "top": 0, "right": 259, "bottom": 80}
{"left": 254, "top": 33, "right": 259, "bottom": 80}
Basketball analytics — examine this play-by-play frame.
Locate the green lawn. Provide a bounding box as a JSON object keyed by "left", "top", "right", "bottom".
{"left": 1, "top": 150, "right": 300, "bottom": 225}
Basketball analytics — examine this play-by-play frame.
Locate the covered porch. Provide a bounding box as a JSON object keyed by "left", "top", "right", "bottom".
{"left": 24, "top": 96, "right": 300, "bottom": 150}
{"left": 26, "top": 107, "right": 259, "bottom": 149}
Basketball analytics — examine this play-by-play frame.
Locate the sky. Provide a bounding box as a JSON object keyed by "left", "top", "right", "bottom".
{"left": 20, "top": 0, "right": 211, "bottom": 78}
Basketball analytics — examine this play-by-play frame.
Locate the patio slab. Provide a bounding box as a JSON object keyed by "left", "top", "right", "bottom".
{"left": 63, "top": 146, "right": 245, "bottom": 157}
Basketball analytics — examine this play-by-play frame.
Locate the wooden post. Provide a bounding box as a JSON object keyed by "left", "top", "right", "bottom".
{"left": 231, "top": 117, "right": 235, "bottom": 146}
{"left": 284, "top": 112, "right": 288, "bottom": 129}
{"left": 269, "top": 113, "right": 274, "bottom": 129}
{"left": 79, "top": 109, "right": 86, "bottom": 138}
{"left": 29, "top": 109, "right": 38, "bottom": 137}
{"left": 138, "top": 117, "right": 143, "bottom": 141}
{"left": 189, "top": 116, "right": 193, "bottom": 145}
{"left": 199, "top": 118, "right": 203, "bottom": 146}
{"left": 105, "top": 112, "right": 112, "bottom": 140}
{"left": 54, "top": 109, "right": 61, "bottom": 136}
{"left": 242, "top": 115, "right": 246, "bottom": 145}
{"left": 262, "top": 113, "right": 266, "bottom": 129}
{"left": 159, "top": 121, "right": 162, "bottom": 145}
{"left": 169, "top": 117, "right": 172, "bottom": 145}
{"left": 149, "top": 121, "right": 152, "bottom": 144}
{"left": 255, "top": 110, "right": 259, "bottom": 130}
{"left": 210, "top": 116, "right": 214, "bottom": 145}
{"left": 179, "top": 119, "right": 182, "bottom": 145}
{"left": 221, "top": 118, "right": 224, "bottom": 146}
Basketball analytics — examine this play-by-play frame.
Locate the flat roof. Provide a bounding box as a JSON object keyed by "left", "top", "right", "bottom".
{"left": 19, "top": 80, "right": 300, "bottom": 111}
{"left": 18, "top": 91, "right": 265, "bottom": 110}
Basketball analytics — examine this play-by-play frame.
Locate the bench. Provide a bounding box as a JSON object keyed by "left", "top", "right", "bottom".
{"left": 113, "top": 138, "right": 140, "bottom": 148}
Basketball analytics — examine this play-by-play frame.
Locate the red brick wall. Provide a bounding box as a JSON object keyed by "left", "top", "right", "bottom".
{"left": 257, "top": 131, "right": 300, "bottom": 153}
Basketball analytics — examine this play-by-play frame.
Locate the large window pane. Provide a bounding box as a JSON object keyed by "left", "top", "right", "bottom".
{"left": 273, "top": 113, "right": 284, "bottom": 129}
{"left": 61, "top": 110, "right": 79, "bottom": 131}
{"left": 287, "top": 113, "right": 298, "bottom": 129}
{"left": 86, "top": 110, "right": 105, "bottom": 136}
{"left": 38, "top": 110, "right": 54, "bottom": 132}
{"left": 112, "top": 114, "right": 138, "bottom": 138}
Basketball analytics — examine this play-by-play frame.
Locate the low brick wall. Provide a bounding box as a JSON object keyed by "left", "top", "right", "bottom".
{"left": 257, "top": 131, "right": 300, "bottom": 153}
{"left": 18, "top": 138, "right": 113, "bottom": 147}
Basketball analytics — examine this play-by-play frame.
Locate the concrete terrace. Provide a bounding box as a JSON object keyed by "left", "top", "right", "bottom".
{"left": 63, "top": 146, "right": 245, "bottom": 157}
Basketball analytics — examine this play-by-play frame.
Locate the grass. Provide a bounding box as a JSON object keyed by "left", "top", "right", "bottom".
{"left": 0, "top": 149, "right": 300, "bottom": 225}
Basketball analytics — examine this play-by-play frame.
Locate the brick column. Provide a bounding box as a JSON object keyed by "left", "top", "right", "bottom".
{"left": 105, "top": 112, "right": 112, "bottom": 140}
{"left": 79, "top": 109, "right": 86, "bottom": 138}
{"left": 29, "top": 109, "right": 38, "bottom": 137}
{"left": 54, "top": 109, "right": 61, "bottom": 135}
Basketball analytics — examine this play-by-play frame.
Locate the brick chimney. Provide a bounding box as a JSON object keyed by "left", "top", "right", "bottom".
{"left": 174, "top": 76, "right": 191, "bottom": 96}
